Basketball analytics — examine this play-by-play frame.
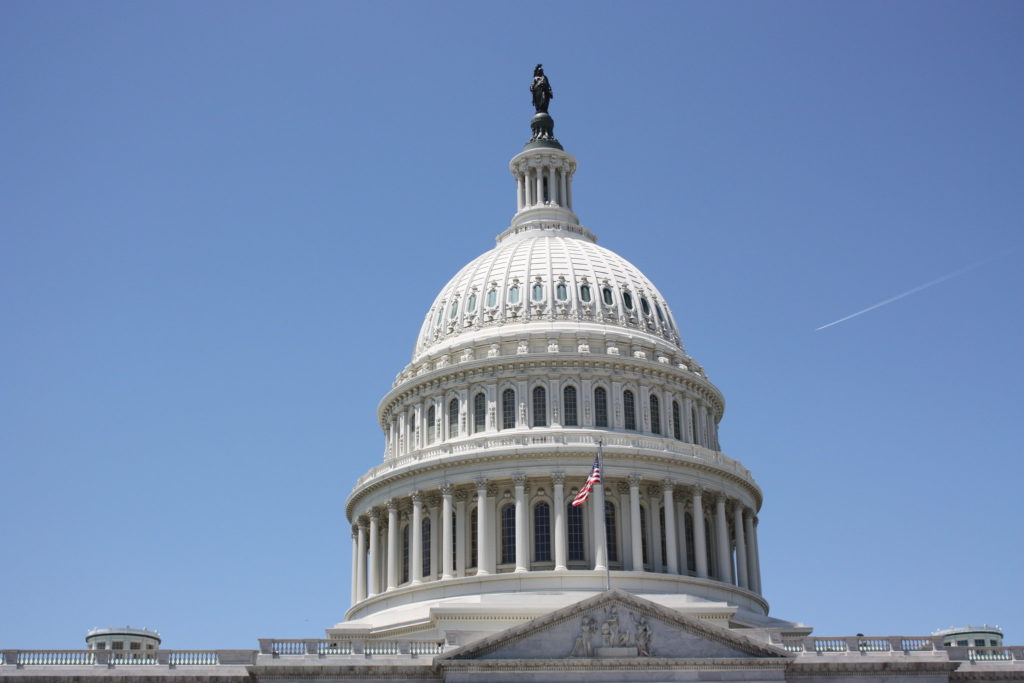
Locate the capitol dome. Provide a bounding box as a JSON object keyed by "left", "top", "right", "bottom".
{"left": 339, "top": 80, "right": 771, "bottom": 644}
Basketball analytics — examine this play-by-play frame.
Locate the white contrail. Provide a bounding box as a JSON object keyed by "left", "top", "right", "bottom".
{"left": 815, "top": 259, "right": 991, "bottom": 332}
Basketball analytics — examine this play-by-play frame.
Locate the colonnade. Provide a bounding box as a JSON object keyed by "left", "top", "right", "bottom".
{"left": 350, "top": 474, "right": 761, "bottom": 605}
{"left": 386, "top": 380, "right": 720, "bottom": 459}
{"left": 513, "top": 157, "right": 573, "bottom": 212}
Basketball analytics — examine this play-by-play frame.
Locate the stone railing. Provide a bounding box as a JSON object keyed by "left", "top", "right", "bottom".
{"left": 778, "top": 636, "right": 945, "bottom": 654}
{"left": 358, "top": 432, "right": 753, "bottom": 488}
{"left": 0, "top": 649, "right": 256, "bottom": 667}
{"left": 947, "top": 646, "right": 1024, "bottom": 662}
{"left": 257, "top": 639, "right": 444, "bottom": 657}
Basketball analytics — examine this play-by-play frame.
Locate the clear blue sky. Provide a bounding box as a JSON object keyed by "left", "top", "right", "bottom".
{"left": 2, "top": 1, "right": 1021, "bottom": 650}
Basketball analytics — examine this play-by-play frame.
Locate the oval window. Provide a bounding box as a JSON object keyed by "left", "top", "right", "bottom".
{"left": 640, "top": 297, "right": 651, "bottom": 316}
{"left": 580, "top": 284, "right": 592, "bottom": 302}
{"left": 556, "top": 283, "right": 568, "bottom": 301}
{"left": 622, "top": 292, "right": 634, "bottom": 310}
{"left": 532, "top": 283, "right": 544, "bottom": 301}
{"left": 655, "top": 304, "right": 665, "bottom": 322}
{"left": 487, "top": 289, "right": 497, "bottom": 307}
{"left": 509, "top": 285, "right": 520, "bottom": 304}
{"left": 602, "top": 287, "right": 614, "bottom": 305}
{"left": 467, "top": 293, "right": 477, "bottom": 312}
{"left": 449, "top": 300, "right": 459, "bottom": 319}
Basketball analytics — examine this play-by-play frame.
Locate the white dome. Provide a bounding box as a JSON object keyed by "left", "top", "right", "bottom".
{"left": 413, "top": 225, "right": 684, "bottom": 364}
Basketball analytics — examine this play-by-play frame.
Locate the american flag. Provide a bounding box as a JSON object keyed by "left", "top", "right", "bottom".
{"left": 571, "top": 457, "right": 602, "bottom": 506}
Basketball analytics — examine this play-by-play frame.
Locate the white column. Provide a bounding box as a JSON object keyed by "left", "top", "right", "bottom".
{"left": 691, "top": 488, "right": 708, "bottom": 578}
{"left": 534, "top": 166, "right": 542, "bottom": 206}
{"left": 455, "top": 492, "right": 467, "bottom": 577}
{"left": 367, "top": 510, "right": 379, "bottom": 597}
{"left": 514, "top": 475, "right": 528, "bottom": 572}
{"left": 629, "top": 475, "right": 643, "bottom": 571}
{"left": 547, "top": 165, "right": 556, "bottom": 205}
{"left": 663, "top": 481, "right": 678, "bottom": 575}
{"left": 442, "top": 485, "right": 454, "bottom": 579}
{"left": 350, "top": 526, "right": 359, "bottom": 605}
{"left": 734, "top": 502, "right": 748, "bottom": 589}
{"left": 386, "top": 501, "right": 399, "bottom": 591}
{"left": 675, "top": 495, "right": 688, "bottom": 574}
{"left": 593, "top": 472, "right": 608, "bottom": 572}
{"left": 649, "top": 487, "right": 662, "bottom": 573}
{"left": 714, "top": 496, "right": 732, "bottom": 583}
{"left": 683, "top": 397, "right": 694, "bottom": 443}
{"left": 566, "top": 171, "right": 573, "bottom": 209}
{"left": 486, "top": 487, "right": 498, "bottom": 574}
{"left": 744, "top": 507, "right": 758, "bottom": 591}
{"left": 553, "top": 473, "right": 567, "bottom": 571}
{"left": 516, "top": 172, "right": 525, "bottom": 211}
{"left": 559, "top": 166, "right": 567, "bottom": 207}
{"left": 356, "top": 520, "right": 367, "bottom": 601}
{"left": 750, "top": 516, "right": 763, "bottom": 593}
{"left": 410, "top": 493, "right": 423, "bottom": 585}
{"left": 475, "top": 480, "right": 489, "bottom": 576}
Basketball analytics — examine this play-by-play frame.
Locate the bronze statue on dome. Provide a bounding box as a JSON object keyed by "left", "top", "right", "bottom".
{"left": 531, "top": 64, "right": 553, "bottom": 114}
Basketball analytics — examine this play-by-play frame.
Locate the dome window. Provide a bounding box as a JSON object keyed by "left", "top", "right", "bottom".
{"left": 449, "top": 300, "right": 459, "bottom": 319}
{"left": 556, "top": 283, "right": 568, "bottom": 301}
{"left": 532, "top": 283, "right": 544, "bottom": 301}
{"left": 509, "top": 285, "right": 520, "bottom": 304}
{"left": 601, "top": 287, "right": 614, "bottom": 305}
{"left": 640, "top": 297, "right": 651, "bottom": 316}
{"left": 435, "top": 306, "right": 444, "bottom": 327}
{"left": 580, "top": 284, "right": 592, "bottom": 302}
{"left": 486, "top": 289, "right": 497, "bottom": 307}
{"left": 467, "top": 293, "right": 477, "bottom": 313}
{"left": 622, "top": 292, "right": 634, "bottom": 310}
{"left": 655, "top": 304, "right": 665, "bottom": 323}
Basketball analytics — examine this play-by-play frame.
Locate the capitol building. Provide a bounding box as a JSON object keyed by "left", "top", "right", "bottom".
{"left": 2, "top": 70, "right": 1020, "bottom": 683}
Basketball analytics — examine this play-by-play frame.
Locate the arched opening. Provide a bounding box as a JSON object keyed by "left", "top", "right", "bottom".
{"left": 605, "top": 501, "right": 618, "bottom": 563}
{"left": 649, "top": 394, "right": 661, "bottom": 435}
{"left": 594, "top": 387, "right": 608, "bottom": 427}
{"left": 563, "top": 385, "right": 578, "bottom": 426}
{"left": 532, "top": 386, "right": 547, "bottom": 427}
{"left": 500, "top": 504, "right": 516, "bottom": 565}
{"left": 533, "top": 501, "right": 551, "bottom": 562}
{"left": 567, "top": 502, "right": 585, "bottom": 562}
{"left": 448, "top": 398, "right": 459, "bottom": 438}
{"left": 624, "top": 390, "right": 637, "bottom": 430}
{"left": 473, "top": 392, "right": 486, "bottom": 432}
{"left": 501, "top": 388, "right": 515, "bottom": 430}
{"left": 421, "top": 517, "right": 431, "bottom": 579}
{"left": 672, "top": 401, "right": 681, "bottom": 440}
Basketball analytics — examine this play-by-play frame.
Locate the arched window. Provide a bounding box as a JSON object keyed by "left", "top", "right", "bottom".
{"left": 567, "top": 502, "right": 585, "bottom": 562}
{"left": 449, "top": 299, "right": 459, "bottom": 319}
{"left": 602, "top": 287, "right": 614, "bottom": 305}
{"left": 534, "top": 501, "right": 551, "bottom": 562}
{"left": 580, "top": 284, "right": 592, "bottom": 302}
{"left": 473, "top": 392, "right": 486, "bottom": 432}
{"left": 691, "top": 407, "right": 698, "bottom": 444}
{"left": 448, "top": 398, "right": 459, "bottom": 438}
{"left": 563, "top": 386, "right": 578, "bottom": 426}
{"left": 409, "top": 414, "right": 417, "bottom": 445}
{"left": 427, "top": 405, "right": 436, "bottom": 444}
{"left": 639, "top": 506, "right": 649, "bottom": 567}
{"left": 704, "top": 518, "right": 715, "bottom": 577}
{"left": 556, "top": 283, "right": 568, "bottom": 301}
{"left": 605, "top": 501, "right": 618, "bottom": 563}
{"left": 401, "top": 525, "right": 410, "bottom": 583}
{"left": 532, "top": 386, "right": 547, "bottom": 427}
{"left": 469, "top": 508, "right": 478, "bottom": 568}
{"left": 486, "top": 289, "right": 497, "bottom": 307}
{"left": 623, "top": 390, "right": 637, "bottom": 430}
{"left": 640, "top": 296, "right": 651, "bottom": 316}
{"left": 501, "top": 388, "right": 515, "bottom": 430}
{"left": 532, "top": 283, "right": 544, "bottom": 301}
{"left": 649, "top": 394, "right": 661, "bottom": 435}
{"left": 422, "top": 517, "right": 432, "bottom": 579}
{"left": 466, "top": 293, "right": 477, "bottom": 312}
{"left": 508, "top": 285, "right": 520, "bottom": 304}
{"left": 622, "top": 291, "right": 634, "bottom": 310}
{"left": 500, "top": 504, "right": 516, "bottom": 565}
{"left": 672, "top": 401, "right": 681, "bottom": 440}
{"left": 594, "top": 387, "right": 609, "bottom": 428}
{"left": 655, "top": 303, "right": 665, "bottom": 323}
{"left": 451, "top": 511, "right": 457, "bottom": 570}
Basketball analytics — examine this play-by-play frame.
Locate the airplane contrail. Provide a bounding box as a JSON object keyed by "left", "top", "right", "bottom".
{"left": 815, "top": 258, "right": 991, "bottom": 332}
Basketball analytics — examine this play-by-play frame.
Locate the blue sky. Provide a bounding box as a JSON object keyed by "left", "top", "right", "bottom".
{"left": 2, "top": 1, "right": 1021, "bottom": 649}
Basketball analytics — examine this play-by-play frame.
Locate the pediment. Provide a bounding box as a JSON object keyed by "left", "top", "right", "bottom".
{"left": 439, "top": 589, "right": 789, "bottom": 662}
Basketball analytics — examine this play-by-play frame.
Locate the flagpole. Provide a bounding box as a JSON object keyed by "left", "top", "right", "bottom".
{"left": 599, "top": 439, "right": 611, "bottom": 592}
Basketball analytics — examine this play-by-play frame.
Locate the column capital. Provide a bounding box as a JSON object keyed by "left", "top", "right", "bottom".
{"left": 615, "top": 481, "right": 630, "bottom": 495}
{"left": 486, "top": 483, "right": 499, "bottom": 497}
{"left": 351, "top": 525, "right": 359, "bottom": 538}
{"left": 551, "top": 472, "right": 566, "bottom": 485}
{"left": 441, "top": 483, "right": 454, "bottom": 497}
{"left": 646, "top": 484, "right": 661, "bottom": 499}
{"left": 513, "top": 473, "right": 528, "bottom": 487}
{"left": 411, "top": 491, "right": 422, "bottom": 504}
{"left": 661, "top": 479, "right": 675, "bottom": 493}
{"left": 475, "top": 477, "right": 488, "bottom": 492}
{"left": 386, "top": 500, "right": 399, "bottom": 511}
{"left": 368, "top": 508, "right": 380, "bottom": 521}
{"left": 426, "top": 493, "right": 441, "bottom": 508}
{"left": 628, "top": 473, "right": 642, "bottom": 488}
{"left": 454, "top": 489, "right": 468, "bottom": 502}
